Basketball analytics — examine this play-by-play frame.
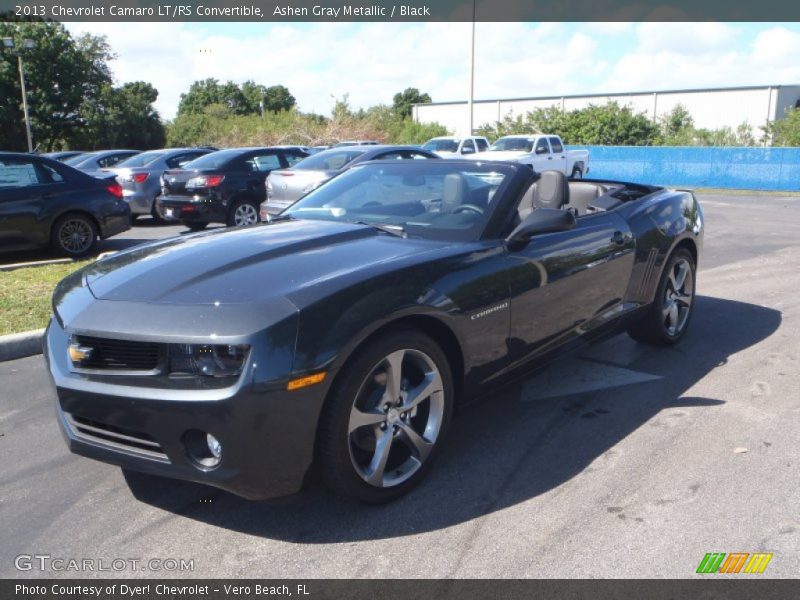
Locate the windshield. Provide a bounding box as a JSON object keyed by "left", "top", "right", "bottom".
{"left": 422, "top": 139, "right": 460, "bottom": 153}
{"left": 115, "top": 150, "right": 166, "bottom": 168}
{"left": 292, "top": 149, "right": 365, "bottom": 171}
{"left": 284, "top": 161, "right": 513, "bottom": 241}
{"left": 182, "top": 150, "right": 241, "bottom": 170}
{"left": 490, "top": 137, "right": 534, "bottom": 152}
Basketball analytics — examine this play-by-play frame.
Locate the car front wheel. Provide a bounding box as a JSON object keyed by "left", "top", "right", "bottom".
{"left": 316, "top": 329, "right": 454, "bottom": 503}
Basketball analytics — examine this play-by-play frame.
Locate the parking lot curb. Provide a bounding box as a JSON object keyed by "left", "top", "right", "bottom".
{"left": 0, "top": 258, "right": 74, "bottom": 272}
{"left": 0, "top": 329, "right": 45, "bottom": 362}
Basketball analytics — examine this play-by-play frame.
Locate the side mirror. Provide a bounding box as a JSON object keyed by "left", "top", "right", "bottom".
{"left": 461, "top": 146, "right": 475, "bottom": 155}
{"left": 506, "top": 208, "right": 575, "bottom": 247}
{"left": 535, "top": 146, "right": 549, "bottom": 155}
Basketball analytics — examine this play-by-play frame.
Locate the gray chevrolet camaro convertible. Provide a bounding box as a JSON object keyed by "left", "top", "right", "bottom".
{"left": 45, "top": 160, "right": 703, "bottom": 503}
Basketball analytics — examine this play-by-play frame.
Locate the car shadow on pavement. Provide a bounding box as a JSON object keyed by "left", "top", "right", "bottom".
{"left": 124, "top": 295, "right": 781, "bottom": 542}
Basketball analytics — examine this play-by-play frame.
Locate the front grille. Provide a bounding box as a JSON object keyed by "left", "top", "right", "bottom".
{"left": 73, "top": 335, "right": 161, "bottom": 372}
{"left": 66, "top": 413, "right": 169, "bottom": 462}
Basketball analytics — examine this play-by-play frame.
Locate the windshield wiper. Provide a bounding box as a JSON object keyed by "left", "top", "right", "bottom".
{"left": 353, "top": 221, "right": 407, "bottom": 238}
{"left": 265, "top": 214, "right": 295, "bottom": 223}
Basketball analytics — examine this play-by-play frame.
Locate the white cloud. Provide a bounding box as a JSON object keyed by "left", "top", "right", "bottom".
{"left": 64, "top": 22, "right": 800, "bottom": 121}
{"left": 603, "top": 24, "right": 800, "bottom": 92}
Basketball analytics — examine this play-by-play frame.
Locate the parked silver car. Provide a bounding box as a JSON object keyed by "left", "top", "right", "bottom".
{"left": 64, "top": 150, "right": 140, "bottom": 175}
{"left": 107, "top": 148, "right": 214, "bottom": 220}
{"left": 261, "top": 145, "right": 439, "bottom": 216}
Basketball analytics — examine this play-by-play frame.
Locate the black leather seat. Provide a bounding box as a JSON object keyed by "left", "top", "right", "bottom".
{"left": 517, "top": 170, "right": 570, "bottom": 220}
{"left": 442, "top": 172, "right": 468, "bottom": 212}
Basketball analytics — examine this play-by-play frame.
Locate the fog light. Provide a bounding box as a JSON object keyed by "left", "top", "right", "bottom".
{"left": 206, "top": 433, "right": 222, "bottom": 459}
{"left": 184, "top": 429, "right": 222, "bottom": 469}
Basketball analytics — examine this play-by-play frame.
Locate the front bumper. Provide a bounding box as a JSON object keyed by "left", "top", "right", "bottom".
{"left": 122, "top": 189, "right": 154, "bottom": 215}
{"left": 44, "top": 319, "right": 329, "bottom": 500}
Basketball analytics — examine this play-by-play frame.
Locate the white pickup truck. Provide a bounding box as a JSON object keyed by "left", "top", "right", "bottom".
{"left": 421, "top": 135, "right": 490, "bottom": 158}
{"left": 471, "top": 134, "right": 590, "bottom": 178}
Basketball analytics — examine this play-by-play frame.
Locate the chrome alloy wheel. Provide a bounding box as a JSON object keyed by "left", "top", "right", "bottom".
{"left": 663, "top": 257, "right": 694, "bottom": 336}
{"left": 58, "top": 218, "right": 93, "bottom": 254}
{"left": 233, "top": 203, "right": 258, "bottom": 226}
{"left": 347, "top": 349, "right": 445, "bottom": 488}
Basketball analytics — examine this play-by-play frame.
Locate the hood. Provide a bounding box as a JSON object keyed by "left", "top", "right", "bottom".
{"left": 83, "top": 219, "right": 451, "bottom": 306}
{"left": 473, "top": 150, "right": 528, "bottom": 161}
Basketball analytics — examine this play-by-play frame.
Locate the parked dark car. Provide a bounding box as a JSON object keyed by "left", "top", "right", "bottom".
{"left": 0, "top": 152, "right": 130, "bottom": 257}
{"left": 155, "top": 147, "right": 309, "bottom": 230}
{"left": 262, "top": 145, "right": 439, "bottom": 216}
{"left": 64, "top": 150, "right": 141, "bottom": 175}
{"left": 106, "top": 148, "right": 215, "bottom": 221}
{"left": 46, "top": 161, "right": 703, "bottom": 503}
{"left": 41, "top": 151, "right": 86, "bottom": 162}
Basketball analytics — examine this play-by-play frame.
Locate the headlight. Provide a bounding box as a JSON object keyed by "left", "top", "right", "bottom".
{"left": 167, "top": 344, "right": 249, "bottom": 378}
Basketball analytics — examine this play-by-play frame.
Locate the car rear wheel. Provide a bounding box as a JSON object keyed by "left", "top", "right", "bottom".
{"left": 184, "top": 221, "right": 209, "bottom": 232}
{"left": 571, "top": 166, "right": 583, "bottom": 179}
{"left": 51, "top": 213, "right": 98, "bottom": 258}
{"left": 316, "top": 329, "right": 454, "bottom": 503}
{"left": 228, "top": 199, "right": 260, "bottom": 227}
{"left": 628, "top": 248, "right": 696, "bottom": 345}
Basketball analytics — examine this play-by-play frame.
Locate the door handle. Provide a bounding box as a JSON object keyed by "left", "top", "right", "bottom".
{"left": 612, "top": 231, "right": 626, "bottom": 245}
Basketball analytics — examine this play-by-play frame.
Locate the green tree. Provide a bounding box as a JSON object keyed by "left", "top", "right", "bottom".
{"left": 75, "top": 81, "right": 165, "bottom": 150}
{"left": 0, "top": 21, "right": 114, "bottom": 151}
{"left": 262, "top": 84, "right": 296, "bottom": 113}
{"left": 178, "top": 79, "right": 295, "bottom": 117}
{"left": 477, "top": 102, "right": 660, "bottom": 146}
{"left": 764, "top": 108, "right": 800, "bottom": 146}
{"left": 392, "top": 87, "right": 431, "bottom": 119}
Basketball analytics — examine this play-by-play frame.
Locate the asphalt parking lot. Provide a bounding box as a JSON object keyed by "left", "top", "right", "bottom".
{"left": 1, "top": 193, "right": 798, "bottom": 578}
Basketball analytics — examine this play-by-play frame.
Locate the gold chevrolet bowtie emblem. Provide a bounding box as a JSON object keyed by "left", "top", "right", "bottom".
{"left": 68, "top": 343, "right": 93, "bottom": 363}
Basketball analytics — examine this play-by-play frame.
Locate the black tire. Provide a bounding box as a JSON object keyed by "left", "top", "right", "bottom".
{"left": 227, "top": 198, "right": 260, "bottom": 227}
{"left": 51, "top": 213, "right": 98, "bottom": 258}
{"left": 184, "top": 221, "right": 209, "bottom": 232}
{"left": 571, "top": 166, "right": 583, "bottom": 179}
{"left": 628, "top": 248, "right": 696, "bottom": 346}
{"left": 316, "top": 329, "right": 454, "bottom": 503}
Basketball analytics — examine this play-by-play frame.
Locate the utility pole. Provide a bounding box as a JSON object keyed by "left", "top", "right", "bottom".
{"left": 467, "top": 0, "right": 476, "bottom": 136}
{"left": 2, "top": 37, "right": 36, "bottom": 152}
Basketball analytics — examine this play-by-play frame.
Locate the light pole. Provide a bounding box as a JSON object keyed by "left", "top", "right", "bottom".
{"left": 3, "top": 37, "right": 36, "bottom": 153}
{"left": 467, "top": 0, "right": 476, "bottom": 136}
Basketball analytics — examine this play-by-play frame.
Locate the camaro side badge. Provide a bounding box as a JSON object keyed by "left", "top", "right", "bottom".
{"left": 470, "top": 302, "right": 509, "bottom": 321}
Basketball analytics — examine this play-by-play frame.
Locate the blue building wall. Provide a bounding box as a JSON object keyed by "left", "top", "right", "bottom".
{"left": 572, "top": 146, "right": 800, "bottom": 191}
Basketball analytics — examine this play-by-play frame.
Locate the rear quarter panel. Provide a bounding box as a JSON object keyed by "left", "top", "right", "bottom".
{"left": 619, "top": 189, "right": 703, "bottom": 305}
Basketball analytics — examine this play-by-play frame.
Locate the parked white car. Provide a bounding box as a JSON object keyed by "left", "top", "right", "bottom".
{"left": 471, "top": 134, "right": 589, "bottom": 178}
{"left": 422, "top": 136, "right": 490, "bottom": 158}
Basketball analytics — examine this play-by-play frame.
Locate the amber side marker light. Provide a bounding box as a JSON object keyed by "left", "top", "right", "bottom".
{"left": 287, "top": 372, "right": 326, "bottom": 391}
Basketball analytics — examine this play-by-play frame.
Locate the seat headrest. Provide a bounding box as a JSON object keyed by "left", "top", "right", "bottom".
{"left": 442, "top": 172, "right": 468, "bottom": 212}
{"left": 533, "top": 170, "right": 569, "bottom": 210}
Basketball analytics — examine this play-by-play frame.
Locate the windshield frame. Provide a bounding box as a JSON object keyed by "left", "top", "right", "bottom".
{"left": 282, "top": 160, "right": 522, "bottom": 242}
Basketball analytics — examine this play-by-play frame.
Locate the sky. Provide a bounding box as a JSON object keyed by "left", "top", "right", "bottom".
{"left": 64, "top": 21, "right": 800, "bottom": 120}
